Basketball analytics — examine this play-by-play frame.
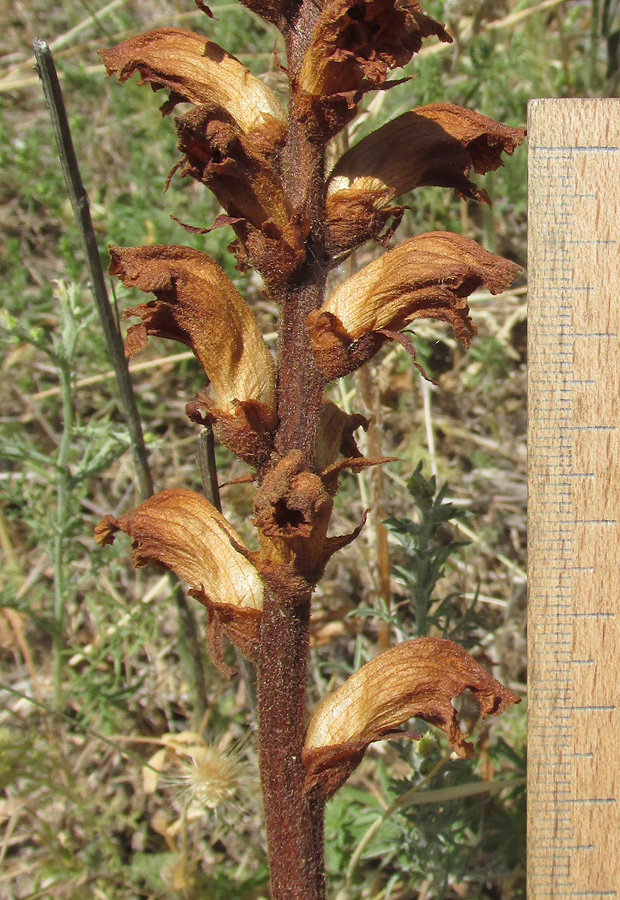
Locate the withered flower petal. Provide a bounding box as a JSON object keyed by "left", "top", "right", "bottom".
{"left": 320, "top": 455, "right": 397, "bottom": 495}
{"left": 307, "top": 231, "right": 521, "bottom": 380}
{"left": 302, "top": 637, "right": 520, "bottom": 799}
{"left": 110, "top": 245, "right": 276, "bottom": 413}
{"left": 253, "top": 451, "right": 334, "bottom": 575}
{"left": 173, "top": 106, "right": 291, "bottom": 231}
{"left": 295, "top": 0, "right": 452, "bottom": 139}
{"left": 94, "top": 490, "right": 263, "bottom": 671}
{"left": 94, "top": 489, "right": 263, "bottom": 609}
{"left": 314, "top": 398, "right": 368, "bottom": 471}
{"left": 169, "top": 110, "right": 308, "bottom": 284}
{"left": 186, "top": 393, "right": 277, "bottom": 468}
{"left": 99, "top": 28, "right": 286, "bottom": 138}
{"left": 326, "top": 104, "right": 526, "bottom": 253}
{"left": 235, "top": 0, "right": 286, "bottom": 28}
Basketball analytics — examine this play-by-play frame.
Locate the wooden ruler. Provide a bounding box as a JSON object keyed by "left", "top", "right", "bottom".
{"left": 528, "top": 99, "right": 620, "bottom": 897}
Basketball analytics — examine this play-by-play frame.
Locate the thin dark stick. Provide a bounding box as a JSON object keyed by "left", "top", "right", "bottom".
{"left": 197, "top": 424, "right": 222, "bottom": 512}
{"left": 197, "top": 425, "right": 257, "bottom": 712}
{"left": 33, "top": 38, "right": 153, "bottom": 502}
{"left": 35, "top": 39, "right": 209, "bottom": 722}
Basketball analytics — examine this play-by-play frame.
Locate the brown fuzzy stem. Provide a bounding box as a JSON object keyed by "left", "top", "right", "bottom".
{"left": 275, "top": 273, "right": 326, "bottom": 466}
{"left": 257, "top": 2, "right": 330, "bottom": 896}
{"left": 258, "top": 594, "right": 326, "bottom": 900}
{"left": 274, "top": 112, "right": 328, "bottom": 464}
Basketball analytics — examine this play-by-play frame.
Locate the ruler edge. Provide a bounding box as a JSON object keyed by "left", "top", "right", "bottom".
{"left": 526, "top": 97, "right": 620, "bottom": 897}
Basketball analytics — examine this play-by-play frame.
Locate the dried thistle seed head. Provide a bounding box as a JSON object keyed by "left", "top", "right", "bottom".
{"left": 145, "top": 731, "right": 250, "bottom": 831}
{"left": 302, "top": 637, "right": 521, "bottom": 800}
{"left": 175, "top": 743, "right": 244, "bottom": 811}
{"left": 94, "top": 490, "right": 263, "bottom": 671}
{"left": 99, "top": 28, "right": 286, "bottom": 140}
{"left": 109, "top": 245, "right": 276, "bottom": 415}
{"left": 326, "top": 104, "right": 527, "bottom": 254}
{"left": 294, "top": 0, "right": 452, "bottom": 140}
{"left": 308, "top": 231, "right": 521, "bottom": 380}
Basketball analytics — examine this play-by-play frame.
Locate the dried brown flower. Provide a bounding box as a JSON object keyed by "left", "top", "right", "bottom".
{"left": 110, "top": 245, "right": 277, "bottom": 463}
{"left": 173, "top": 106, "right": 290, "bottom": 232}
{"left": 99, "top": 28, "right": 286, "bottom": 141}
{"left": 302, "top": 637, "right": 521, "bottom": 799}
{"left": 95, "top": 490, "right": 263, "bottom": 671}
{"left": 109, "top": 244, "right": 275, "bottom": 410}
{"left": 326, "top": 104, "right": 526, "bottom": 253}
{"left": 294, "top": 0, "right": 452, "bottom": 139}
{"left": 314, "top": 399, "right": 368, "bottom": 470}
{"left": 307, "top": 231, "right": 521, "bottom": 380}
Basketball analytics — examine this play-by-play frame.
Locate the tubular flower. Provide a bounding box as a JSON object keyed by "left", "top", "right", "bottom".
{"left": 294, "top": 0, "right": 452, "bottom": 140}
{"left": 326, "top": 104, "right": 526, "bottom": 254}
{"left": 94, "top": 490, "right": 263, "bottom": 671}
{"left": 173, "top": 106, "right": 291, "bottom": 232}
{"left": 302, "top": 637, "right": 521, "bottom": 800}
{"left": 100, "top": 30, "right": 305, "bottom": 284}
{"left": 110, "top": 245, "right": 277, "bottom": 461}
{"left": 307, "top": 231, "right": 521, "bottom": 381}
{"left": 99, "top": 28, "right": 286, "bottom": 141}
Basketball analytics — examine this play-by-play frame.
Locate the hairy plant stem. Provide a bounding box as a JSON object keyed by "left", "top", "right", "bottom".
{"left": 257, "top": 4, "right": 329, "bottom": 896}
{"left": 258, "top": 595, "right": 326, "bottom": 899}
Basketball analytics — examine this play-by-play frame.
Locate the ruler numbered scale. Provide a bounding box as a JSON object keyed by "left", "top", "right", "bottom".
{"left": 528, "top": 100, "right": 620, "bottom": 898}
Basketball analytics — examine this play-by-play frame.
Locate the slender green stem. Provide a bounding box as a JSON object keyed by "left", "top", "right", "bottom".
{"left": 35, "top": 40, "right": 211, "bottom": 721}
{"left": 52, "top": 354, "right": 74, "bottom": 709}
{"left": 197, "top": 424, "right": 222, "bottom": 512}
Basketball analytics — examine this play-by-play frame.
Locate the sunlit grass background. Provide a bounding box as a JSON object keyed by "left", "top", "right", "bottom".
{"left": 1, "top": 0, "right": 616, "bottom": 897}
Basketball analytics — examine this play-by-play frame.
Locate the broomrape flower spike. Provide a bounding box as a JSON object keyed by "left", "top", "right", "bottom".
{"left": 96, "top": 1, "right": 524, "bottom": 896}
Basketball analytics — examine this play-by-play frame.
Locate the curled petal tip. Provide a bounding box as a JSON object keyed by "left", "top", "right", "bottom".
{"left": 326, "top": 104, "right": 526, "bottom": 253}
{"left": 99, "top": 28, "right": 286, "bottom": 136}
{"left": 295, "top": 0, "right": 452, "bottom": 140}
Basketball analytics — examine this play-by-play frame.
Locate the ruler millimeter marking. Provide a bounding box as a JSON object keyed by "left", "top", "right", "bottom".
{"left": 528, "top": 99, "right": 620, "bottom": 898}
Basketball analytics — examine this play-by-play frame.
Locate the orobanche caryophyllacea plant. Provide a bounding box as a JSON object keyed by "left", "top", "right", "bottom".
{"left": 94, "top": 1, "right": 525, "bottom": 896}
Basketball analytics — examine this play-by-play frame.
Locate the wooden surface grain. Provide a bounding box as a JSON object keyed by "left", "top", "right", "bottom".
{"left": 528, "top": 99, "right": 620, "bottom": 898}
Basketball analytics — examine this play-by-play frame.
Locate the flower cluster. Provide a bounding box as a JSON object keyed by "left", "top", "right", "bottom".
{"left": 95, "top": 0, "right": 523, "bottom": 857}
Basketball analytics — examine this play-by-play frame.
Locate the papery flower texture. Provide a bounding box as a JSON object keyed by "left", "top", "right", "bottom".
{"left": 95, "top": 0, "right": 525, "bottom": 857}
{"left": 94, "top": 490, "right": 263, "bottom": 672}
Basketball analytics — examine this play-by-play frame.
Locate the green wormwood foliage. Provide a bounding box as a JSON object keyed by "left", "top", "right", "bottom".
{"left": 94, "top": 2, "right": 524, "bottom": 897}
